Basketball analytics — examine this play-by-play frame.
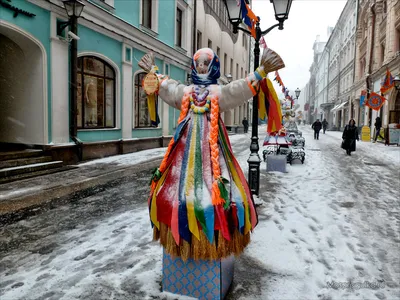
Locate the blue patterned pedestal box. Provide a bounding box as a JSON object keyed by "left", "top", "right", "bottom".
{"left": 266, "top": 155, "right": 287, "bottom": 173}
{"left": 162, "top": 250, "right": 234, "bottom": 299}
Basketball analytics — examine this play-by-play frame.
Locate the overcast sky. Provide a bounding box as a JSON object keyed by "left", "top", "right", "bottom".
{"left": 252, "top": 0, "right": 347, "bottom": 100}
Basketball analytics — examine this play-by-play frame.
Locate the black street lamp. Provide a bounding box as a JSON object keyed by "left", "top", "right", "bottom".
{"left": 394, "top": 74, "right": 400, "bottom": 91}
{"left": 58, "top": 0, "right": 85, "bottom": 160}
{"left": 295, "top": 87, "right": 301, "bottom": 99}
{"left": 223, "top": 0, "right": 292, "bottom": 196}
{"left": 292, "top": 87, "right": 301, "bottom": 109}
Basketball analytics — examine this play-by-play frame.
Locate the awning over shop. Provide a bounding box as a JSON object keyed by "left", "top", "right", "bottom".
{"left": 331, "top": 101, "right": 348, "bottom": 112}
{"left": 320, "top": 102, "right": 335, "bottom": 109}
{"left": 331, "top": 104, "right": 340, "bottom": 112}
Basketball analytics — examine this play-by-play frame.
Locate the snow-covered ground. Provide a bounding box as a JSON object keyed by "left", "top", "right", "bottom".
{"left": 250, "top": 126, "right": 400, "bottom": 300}
{"left": 0, "top": 125, "right": 399, "bottom": 300}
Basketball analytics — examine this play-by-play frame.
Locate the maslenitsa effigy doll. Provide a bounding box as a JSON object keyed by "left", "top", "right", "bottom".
{"left": 139, "top": 47, "right": 285, "bottom": 261}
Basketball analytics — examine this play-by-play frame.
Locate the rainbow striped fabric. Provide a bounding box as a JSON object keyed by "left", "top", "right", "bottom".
{"left": 149, "top": 109, "right": 258, "bottom": 259}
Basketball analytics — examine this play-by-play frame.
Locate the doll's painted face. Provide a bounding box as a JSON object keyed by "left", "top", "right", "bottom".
{"left": 195, "top": 52, "right": 211, "bottom": 74}
{"left": 191, "top": 48, "right": 220, "bottom": 85}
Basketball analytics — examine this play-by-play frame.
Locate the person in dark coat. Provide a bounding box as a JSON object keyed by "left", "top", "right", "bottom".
{"left": 322, "top": 118, "right": 328, "bottom": 134}
{"left": 311, "top": 119, "right": 322, "bottom": 140}
{"left": 374, "top": 116, "right": 384, "bottom": 142}
{"left": 342, "top": 118, "right": 359, "bottom": 155}
{"left": 242, "top": 117, "right": 249, "bottom": 133}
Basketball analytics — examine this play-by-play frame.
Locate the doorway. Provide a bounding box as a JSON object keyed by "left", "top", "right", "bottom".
{"left": 0, "top": 24, "right": 47, "bottom": 146}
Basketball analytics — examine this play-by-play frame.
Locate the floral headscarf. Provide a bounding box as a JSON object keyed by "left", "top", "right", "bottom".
{"left": 191, "top": 48, "right": 220, "bottom": 85}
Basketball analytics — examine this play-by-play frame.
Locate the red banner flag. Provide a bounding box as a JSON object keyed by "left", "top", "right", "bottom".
{"left": 365, "top": 92, "right": 386, "bottom": 111}
{"left": 380, "top": 68, "right": 394, "bottom": 94}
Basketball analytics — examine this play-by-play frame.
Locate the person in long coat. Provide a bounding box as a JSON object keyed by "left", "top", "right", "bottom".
{"left": 342, "top": 119, "right": 359, "bottom": 155}
{"left": 322, "top": 118, "right": 328, "bottom": 134}
{"left": 312, "top": 119, "right": 322, "bottom": 140}
{"left": 242, "top": 117, "right": 249, "bottom": 133}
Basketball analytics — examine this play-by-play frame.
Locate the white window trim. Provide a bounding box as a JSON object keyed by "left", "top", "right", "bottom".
{"left": 78, "top": 52, "right": 121, "bottom": 130}
{"left": 176, "top": 0, "right": 188, "bottom": 51}
{"left": 139, "top": 0, "right": 159, "bottom": 34}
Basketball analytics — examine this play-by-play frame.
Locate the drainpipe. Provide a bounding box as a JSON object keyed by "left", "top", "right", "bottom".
{"left": 366, "top": 4, "right": 375, "bottom": 128}
{"left": 326, "top": 46, "right": 330, "bottom": 127}
{"left": 354, "top": 0, "right": 360, "bottom": 125}
{"left": 336, "top": 28, "right": 342, "bottom": 129}
{"left": 70, "top": 15, "right": 83, "bottom": 161}
{"left": 192, "top": 0, "right": 197, "bottom": 55}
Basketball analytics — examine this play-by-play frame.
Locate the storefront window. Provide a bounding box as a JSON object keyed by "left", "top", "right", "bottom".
{"left": 389, "top": 92, "right": 400, "bottom": 124}
{"left": 77, "top": 57, "right": 115, "bottom": 129}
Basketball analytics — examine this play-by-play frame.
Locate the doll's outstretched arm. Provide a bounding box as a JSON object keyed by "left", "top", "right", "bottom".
{"left": 139, "top": 61, "right": 186, "bottom": 110}
{"left": 219, "top": 66, "right": 266, "bottom": 112}
{"left": 156, "top": 75, "right": 187, "bottom": 110}
{"left": 220, "top": 48, "right": 285, "bottom": 112}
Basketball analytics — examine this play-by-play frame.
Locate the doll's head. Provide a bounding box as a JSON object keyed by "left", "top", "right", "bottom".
{"left": 191, "top": 48, "right": 220, "bottom": 85}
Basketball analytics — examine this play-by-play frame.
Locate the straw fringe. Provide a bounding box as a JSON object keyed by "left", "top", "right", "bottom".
{"left": 159, "top": 223, "right": 168, "bottom": 246}
{"left": 154, "top": 223, "right": 251, "bottom": 261}
{"left": 166, "top": 228, "right": 179, "bottom": 257}
{"left": 153, "top": 226, "right": 160, "bottom": 241}
{"left": 181, "top": 240, "right": 191, "bottom": 261}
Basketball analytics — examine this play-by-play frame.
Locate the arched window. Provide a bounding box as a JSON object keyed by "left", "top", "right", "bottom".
{"left": 77, "top": 56, "right": 115, "bottom": 128}
{"left": 134, "top": 72, "right": 158, "bottom": 128}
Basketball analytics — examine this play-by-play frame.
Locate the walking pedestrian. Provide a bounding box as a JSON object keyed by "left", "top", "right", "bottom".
{"left": 374, "top": 116, "right": 385, "bottom": 142}
{"left": 311, "top": 119, "right": 322, "bottom": 140}
{"left": 242, "top": 117, "right": 249, "bottom": 133}
{"left": 342, "top": 118, "right": 359, "bottom": 156}
{"left": 322, "top": 118, "right": 328, "bottom": 134}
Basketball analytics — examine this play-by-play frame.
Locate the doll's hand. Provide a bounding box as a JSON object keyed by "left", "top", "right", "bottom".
{"left": 260, "top": 48, "right": 285, "bottom": 73}
{"left": 150, "top": 65, "right": 159, "bottom": 74}
{"left": 255, "top": 66, "right": 266, "bottom": 80}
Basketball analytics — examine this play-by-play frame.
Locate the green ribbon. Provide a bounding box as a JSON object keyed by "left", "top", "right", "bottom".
{"left": 149, "top": 168, "right": 162, "bottom": 185}
{"left": 218, "top": 176, "right": 230, "bottom": 210}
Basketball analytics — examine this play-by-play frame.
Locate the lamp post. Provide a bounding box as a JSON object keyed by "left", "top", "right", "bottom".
{"left": 59, "top": 0, "right": 85, "bottom": 159}
{"left": 394, "top": 74, "right": 400, "bottom": 90}
{"left": 225, "top": 73, "right": 233, "bottom": 83}
{"left": 223, "top": 0, "right": 292, "bottom": 196}
{"left": 293, "top": 87, "right": 301, "bottom": 109}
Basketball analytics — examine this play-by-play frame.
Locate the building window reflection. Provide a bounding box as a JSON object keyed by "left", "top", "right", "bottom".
{"left": 77, "top": 56, "right": 115, "bottom": 129}
{"left": 142, "top": 0, "right": 152, "bottom": 29}
{"left": 135, "top": 72, "right": 158, "bottom": 128}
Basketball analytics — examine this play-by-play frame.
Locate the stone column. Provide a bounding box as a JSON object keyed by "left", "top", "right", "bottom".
{"left": 372, "top": 1, "right": 384, "bottom": 71}
{"left": 365, "top": 7, "right": 374, "bottom": 74}
{"left": 354, "top": 99, "right": 360, "bottom": 126}
{"left": 384, "top": 0, "right": 397, "bottom": 61}
{"left": 225, "top": 109, "right": 233, "bottom": 126}
{"left": 234, "top": 107, "right": 239, "bottom": 125}
{"left": 122, "top": 62, "right": 133, "bottom": 139}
